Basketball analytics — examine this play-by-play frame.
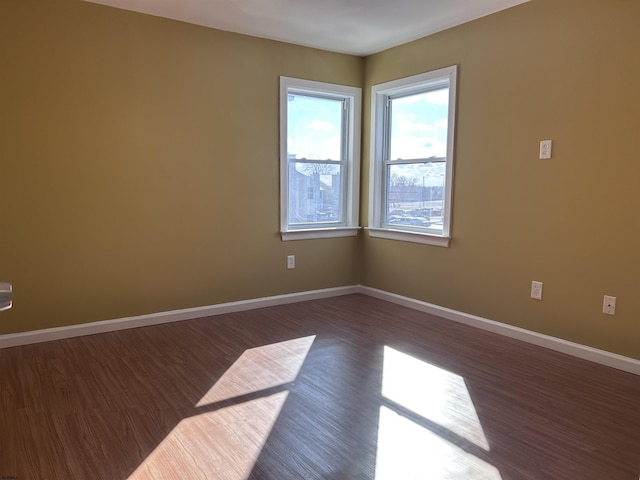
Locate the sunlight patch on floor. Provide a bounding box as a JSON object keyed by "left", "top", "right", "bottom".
{"left": 129, "top": 391, "right": 288, "bottom": 480}
{"left": 197, "top": 335, "right": 316, "bottom": 407}
{"left": 381, "top": 346, "right": 490, "bottom": 450}
{"left": 377, "top": 346, "right": 501, "bottom": 479}
{"left": 129, "top": 336, "right": 315, "bottom": 479}
{"left": 375, "top": 406, "right": 501, "bottom": 480}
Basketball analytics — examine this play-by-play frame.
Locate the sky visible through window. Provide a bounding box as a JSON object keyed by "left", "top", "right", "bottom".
{"left": 388, "top": 87, "right": 449, "bottom": 187}
{"left": 287, "top": 88, "right": 448, "bottom": 185}
{"left": 390, "top": 87, "right": 449, "bottom": 161}
{"left": 287, "top": 94, "right": 342, "bottom": 162}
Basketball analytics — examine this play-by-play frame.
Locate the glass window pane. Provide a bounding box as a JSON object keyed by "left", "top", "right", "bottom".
{"left": 389, "top": 88, "right": 448, "bottom": 161}
{"left": 288, "top": 94, "right": 343, "bottom": 161}
{"left": 386, "top": 163, "right": 446, "bottom": 233}
{"left": 288, "top": 162, "right": 342, "bottom": 225}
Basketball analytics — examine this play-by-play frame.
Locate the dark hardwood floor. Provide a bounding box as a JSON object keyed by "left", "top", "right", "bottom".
{"left": 1, "top": 294, "right": 640, "bottom": 479}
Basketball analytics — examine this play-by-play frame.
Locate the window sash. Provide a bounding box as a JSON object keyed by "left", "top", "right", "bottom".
{"left": 287, "top": 91, "right": 348, "bottom": 163}
{"left": 286, "top": 92, "right": 349, "bottom": 229}
{"left": 382, "top": 160, "right": 447, "bottom": 235}
{"left": 287, "top": 160, "right": 345, "bottom": 228}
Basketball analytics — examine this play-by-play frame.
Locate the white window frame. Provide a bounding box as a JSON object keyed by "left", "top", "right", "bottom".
{"left": 368, "top": 66, "right": 457, "bottom": 248}
{"left": 280, "top": 77, "right": 361, "bottom": 241}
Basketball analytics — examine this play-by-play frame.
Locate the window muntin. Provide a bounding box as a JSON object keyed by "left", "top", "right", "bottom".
{"left": 280, "top": 77, "right": 361, "bottom": 240}
{"left": 370, "top": 66, "right": 457, "bottom": 246}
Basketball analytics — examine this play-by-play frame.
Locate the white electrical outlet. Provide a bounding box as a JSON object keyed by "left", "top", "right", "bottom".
{"left": 603, "top": 295, "right": 616, "bottom": 315}
{"left": 539, "top": 140, "right": 552, "bottom": 159}
{"left": 531, "top": 281, "right": 543, "bottom": 300}
{"left": 287, "top": 255, "right": 295, "bottom": 269}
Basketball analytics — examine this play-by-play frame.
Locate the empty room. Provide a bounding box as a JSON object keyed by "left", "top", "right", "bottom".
{"left": 1, "top": 0, "right": 640, "bottom": 478}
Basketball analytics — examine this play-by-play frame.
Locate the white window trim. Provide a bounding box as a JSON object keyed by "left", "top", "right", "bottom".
{"left": 280, "top": 77, "right": 361, "bottom": 241}
{"left": 368, "top": 65, "right": 457, "bottom": 247}
{"left": 281, "top": 227, "right": 360, "bottom": 241}
{"left": 367, "top": 227, "right": 450, "bottom": 247}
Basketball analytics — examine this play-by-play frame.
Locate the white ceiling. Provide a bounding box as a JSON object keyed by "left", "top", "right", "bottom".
{"left": 85, "top": 0, "right": 529, "bottom": 56}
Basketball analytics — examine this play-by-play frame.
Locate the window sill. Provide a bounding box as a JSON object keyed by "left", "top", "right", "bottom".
{"left": 367, "top": 227, "right": 450, "bottom": 247}
{"left": 281, "top": 227, "right": 361, "bottom": 241}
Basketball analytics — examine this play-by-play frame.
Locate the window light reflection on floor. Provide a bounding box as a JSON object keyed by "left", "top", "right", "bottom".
{"left": 197, "top": 335, "right": 316, "bottom": 407}
{"left": 376, "top": 406, "right": 501, "bottom": 480}
{"left": 381, "top": 346, "right": 490, "bottom": 450}
{"left": 129, "top": 392, "right": 289, "bottom": 480}
{"left": 128, "top": 336, "right": 315, "bottom": 480}
{"left": 377, "top": 346, "right": 501, "bottom": 480}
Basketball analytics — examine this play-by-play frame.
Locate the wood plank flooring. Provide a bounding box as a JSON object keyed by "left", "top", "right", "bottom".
{"left": 1, "top": 294, "right": 640, "bottom": 479}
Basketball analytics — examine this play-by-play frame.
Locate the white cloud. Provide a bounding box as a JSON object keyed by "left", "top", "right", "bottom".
{"left": 393, "top": 88, "right": 449, "bottom": 106}
{"left": 397, "top": 115, "right": 436, "bottom": 133}
{"left": 425, "top": 89, "right": 449, "bottom": 106}
{"left": 307, "top": 119, "right": 335, "bottom": 131}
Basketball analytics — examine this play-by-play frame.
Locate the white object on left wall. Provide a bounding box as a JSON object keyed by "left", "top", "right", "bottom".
{"left": 0, "top": 282, "right": 12, "bottom": 311}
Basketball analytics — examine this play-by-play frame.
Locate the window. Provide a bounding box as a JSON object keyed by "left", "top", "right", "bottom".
{"left": 369, "top": 66, "right": 457, "bottom": 247}
{"left": 280, "top": 77, "right": 361, "bottom": 241}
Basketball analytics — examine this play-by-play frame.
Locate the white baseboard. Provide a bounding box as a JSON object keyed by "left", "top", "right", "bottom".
{"left": 0, "top": 286, "right": 360, "bottom": 349}
{"left": 2, "top": 284, "right": 639, "bottom": 376}
{"left": 361, "top": 286, "right": 640, "bottom": 376}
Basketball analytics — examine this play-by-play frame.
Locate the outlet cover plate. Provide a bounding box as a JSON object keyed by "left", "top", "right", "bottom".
{"left": 531, "top": 281, "right": 543, "bottom": 300}
{"left": 603, "top": 295, "right": 616, "bottom": 315}
{"left": 539, "top": 140, "right": 552, "bottom": 159}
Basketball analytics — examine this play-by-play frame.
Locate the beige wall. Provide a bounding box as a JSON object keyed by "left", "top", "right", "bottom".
{"left": 2, "top": 0, "right": 640, "bottom": 361}
{"left": 0, "top": 0, "right": 362, "bottom": 334}
{"left": 362, "top": 0, "right": 640, "bottom": 359}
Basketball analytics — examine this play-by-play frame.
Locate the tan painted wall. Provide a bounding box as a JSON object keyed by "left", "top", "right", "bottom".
{"left": 2, "top": 0, "right": 639, "bottom": 361}
{"left": 0, "top": 0, "right": 363, "bottom": 334}
{"left": 362, "top": 0, "right": 640, "bottom": 359}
